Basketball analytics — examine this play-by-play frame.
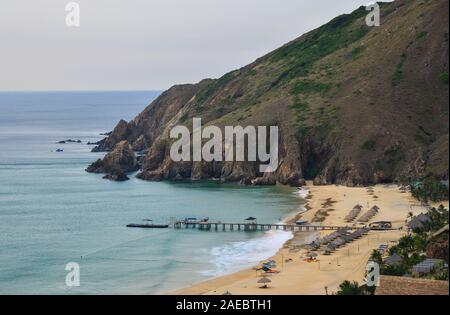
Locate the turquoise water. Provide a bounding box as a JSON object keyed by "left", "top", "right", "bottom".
{"left": 0, "top": 92, "right": 302, "bottom": 294}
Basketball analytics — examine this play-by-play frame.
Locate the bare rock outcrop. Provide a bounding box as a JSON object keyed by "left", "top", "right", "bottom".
{"left": 86, "top": 141, "right": 139, "bottom": 180}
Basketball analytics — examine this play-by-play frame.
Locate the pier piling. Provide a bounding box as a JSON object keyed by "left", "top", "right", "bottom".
{"left": 174, "top": 221, "right": 360, "bottom": 233}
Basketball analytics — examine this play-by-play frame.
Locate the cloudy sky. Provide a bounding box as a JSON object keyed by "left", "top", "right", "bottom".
{"left": 1, "top": 0, "right": 376, "bottom": 91}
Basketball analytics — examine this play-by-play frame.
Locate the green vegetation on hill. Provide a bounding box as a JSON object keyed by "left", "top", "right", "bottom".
{"left": 440, "top": 72, "right": 449, "bottom": 84}
{"left": 349, "top": 45, "right": 366, "bottom": 59}
{"left": 290, "top": 80, "right": 332, "bottom": 95}
{"left": 195, "top": 72, "right": 237, "bottom": 108}
{"left": 415, "top": 31, "right": 428, "bottom": 43}
{"left": 392, "top": 53, "right": 407, "bottom": 86}
{"left": 271, "top": 7, "right": 369, "bottom": 84}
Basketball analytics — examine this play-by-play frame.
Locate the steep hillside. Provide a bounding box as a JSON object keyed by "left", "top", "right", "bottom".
{"left": 89, "top": 0, "right": 449, "bottom": 186}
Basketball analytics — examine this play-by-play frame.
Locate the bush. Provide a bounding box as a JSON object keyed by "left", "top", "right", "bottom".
{"left": 415, "top": 31, "right": 428, "bottom": 43}
{"left": 335, "top": 281, "right": 373, "bottom": 295}
{"left": 381, "top": 264, "right": 408, "bottom": 276}
{"left": 392, "top": 53, "right": 407, "bottom": 86}
{"left": 385, "top": 147, "right": 406, "bottom": 167}
{"left": 290, "top": 80, "right": 332, "bottom": 95}
{"left": 362, "top": 139, "right": 376, "bottom": 151}
{"left": 439, "top": 72, "right": 449, "bottom": 84}
{"left": 370, "top": 250, "right": 383, "bottom": 265}
{"left": 350, "top": 46, "right": 366, "bottom": 58}
{"left": 290, "top": 100, "right": 310, "bottom": 111}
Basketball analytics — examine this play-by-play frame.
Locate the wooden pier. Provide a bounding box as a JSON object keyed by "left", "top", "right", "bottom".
{"left": 173, "top": 221, "right": 361, "bottom": 232}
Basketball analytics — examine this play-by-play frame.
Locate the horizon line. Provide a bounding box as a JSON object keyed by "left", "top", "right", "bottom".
{"left": 0, "top": 89, "right": 163, "bottom": 93}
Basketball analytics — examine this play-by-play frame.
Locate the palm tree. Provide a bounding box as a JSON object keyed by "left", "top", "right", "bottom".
{"left": 370, "top": 250, "right": 383, "bottom": 265}
{"left": 336, "top": 281, "right": 366, "bottom": 295}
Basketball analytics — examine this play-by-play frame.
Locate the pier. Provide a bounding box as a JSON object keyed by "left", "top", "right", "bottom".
{"left": 173, "top": 221, "right": 361, "bottom": 232}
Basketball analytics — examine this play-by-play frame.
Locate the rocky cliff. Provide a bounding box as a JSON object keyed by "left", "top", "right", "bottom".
{"left": 89, "top": 0, "right": 449, "bottom": 186}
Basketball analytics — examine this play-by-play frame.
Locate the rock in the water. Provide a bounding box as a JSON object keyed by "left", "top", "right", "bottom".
{"left": 86, "top": 140, "right": 139, "bottom": 180}
{"left": 103, "top": 170, "right": 130, "bottom": 182}
{"left": 57, "top": 139, "right": 82, "bottom": 144}
{"left": 251, "top": 175, "right": 276, "bottom": 186}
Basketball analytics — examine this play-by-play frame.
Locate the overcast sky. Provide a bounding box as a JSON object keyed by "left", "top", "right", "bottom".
{"left": 1, "top": 0, "right": 377, "bottom": 91}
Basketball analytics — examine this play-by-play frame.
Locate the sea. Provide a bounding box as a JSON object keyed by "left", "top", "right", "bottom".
{"left": 0, "top": 91, "right": 304, "bottom": 294}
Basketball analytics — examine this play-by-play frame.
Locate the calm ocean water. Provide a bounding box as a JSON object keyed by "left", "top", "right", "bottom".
{"left": 0, "top": 91, "right": 302, "bottom": 294}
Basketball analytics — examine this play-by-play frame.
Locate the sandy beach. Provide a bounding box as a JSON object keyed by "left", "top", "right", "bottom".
{"left": 171, "top": 183, "right": 447, "bottom": 295}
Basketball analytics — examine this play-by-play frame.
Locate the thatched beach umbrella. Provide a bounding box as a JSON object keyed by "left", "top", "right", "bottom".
{"left": 327, "top": 243, "right": 337, "bottom": 251}
{"left": 334, "top": 237, "right": 346, "bottom": 247}
{"left": 307, "top": 252, "right": 318, "bottom": 259}
{"left": 258, "top": 277, "right": 272, "bottom": 288}
{"left": 245, "top": 217, "right": 257, "bottom": 224}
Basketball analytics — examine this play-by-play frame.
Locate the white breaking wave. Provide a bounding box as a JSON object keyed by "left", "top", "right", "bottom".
{"left": 295, "top": 187, "right": 310, "bottom": 199}
{"left": 202, "top": 230, "right": 294, "bottom": 277}
{"left": 201, "top": 187, "right": 309, "bottom": 278}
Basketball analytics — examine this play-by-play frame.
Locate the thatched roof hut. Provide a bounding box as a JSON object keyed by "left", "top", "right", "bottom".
{"left": 384, "top": 253, "right": 402, "bottom": 266}
{"left": 407, "top": 213, "right": 431, "bottom": 231}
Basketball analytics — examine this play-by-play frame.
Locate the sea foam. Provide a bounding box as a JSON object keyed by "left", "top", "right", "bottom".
{"left": 295, "top": 187, "right": 310, "bottom": 199}
{"left": 202, "top": 230, "right": 294, "bottom": 277}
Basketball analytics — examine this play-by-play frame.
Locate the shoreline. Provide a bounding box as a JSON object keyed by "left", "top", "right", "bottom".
{"left": 160, "top": 185, "right": 304, "bottom": 295}
{"left": 169, "top": 182, "right": 445, "bottom": 295}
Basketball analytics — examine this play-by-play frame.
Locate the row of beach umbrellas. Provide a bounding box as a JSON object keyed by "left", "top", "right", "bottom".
{"left": 305, "top": 226, "right": 370, "bottom": 254}
{"left": 321, "top": 227, "right": 370, "bottom": 254}
{"left": 344, "top": 204, "right": 363, "bottom": 222}
{"left": 306, "top": 227, "right": 350, "bottom": 250}
{"left": 357, "top": 205, "right": 380, "bottom": 222}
